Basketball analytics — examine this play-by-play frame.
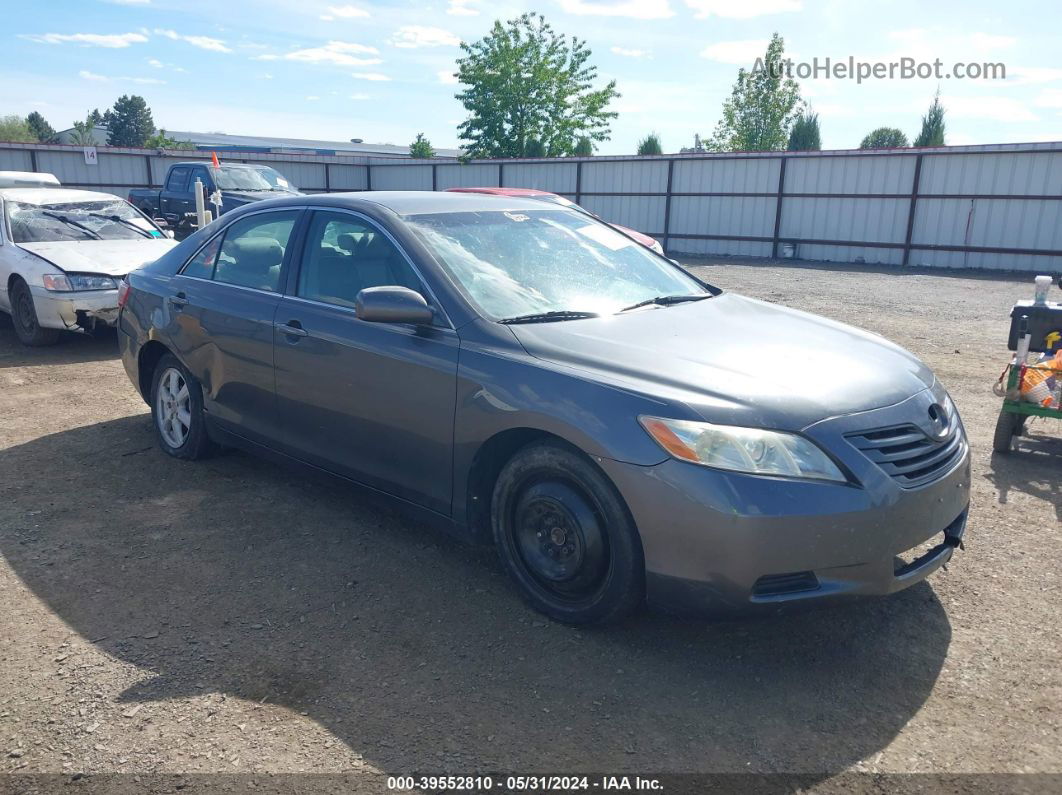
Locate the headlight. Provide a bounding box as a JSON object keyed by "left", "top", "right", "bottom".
{"left": 42, "top": 274, "right": 118, "bottom": 292}
{"left": 639, "top": 416, "right": 847, "bottom": 482}
{"left": 649, "top": 240, "right": 664, "bottom": 255}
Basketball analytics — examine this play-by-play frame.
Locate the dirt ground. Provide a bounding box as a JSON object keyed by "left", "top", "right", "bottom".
{"left": 0, "top": 259, "right": 1059, "bottom": 791}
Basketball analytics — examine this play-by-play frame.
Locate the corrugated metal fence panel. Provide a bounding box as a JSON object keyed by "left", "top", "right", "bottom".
{"left": 909, "top": 248, "right": 1062, "bottom": 272}
{"left": 914, "top": 197, "right": 1062, "bottom": 250}
{"left": 669, "top": 196, "right": 776, "bottom": 238}
{"left": 436, "top": 164, "right": 500, "bottom": 189}
{"left": 672, "top": 158, "right": 779, "bottom": 193}
{"left": 919, "top": 151, "right": 1062, "bottom": 195}
{"left": 501, "top": 162, "right": 577, "bottom": 193}
{"left": 792, "top": 243, "right": 903, "bottom": 266}
{"left": 580, "top": 195, "right": 667, "bottom": 235}
{"left": 327, "top": 164, "right": 369, "bottom": 191}
{"left": 582, "top": 160, "right": 668, "bottom": 194}
{"left": 36, "top": 150, "right": 149, "bottom": 188}
{"left": 0, "top": 149, "right": 33, "bottom": 171}
{"left": 781, "top": 197, "right": 909, "bottom": 244}
{"left": 369, "top": 164, "right": 433, "bottom": 190}
{"left": 670, "top": 237, "right": 773, "bottom": 258}
{"left": 786, "top": 154, "right": 916, "bottom": 195}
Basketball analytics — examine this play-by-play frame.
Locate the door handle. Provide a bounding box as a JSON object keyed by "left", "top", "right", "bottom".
{"left": 276, "top": 320, "right": 308, "bottom": 338}
{"left": 169, "top": 291, "right": 189, "bottom": 308}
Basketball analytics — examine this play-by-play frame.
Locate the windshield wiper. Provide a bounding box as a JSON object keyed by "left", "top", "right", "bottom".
{"left": 40, "top": 211, "right": 103, "bottom": 240}
{"left": 498, "top": 310, "right": 601, "bottom": 325}
{"left": 85, "top": 212, "right": 155, "bottom": 238}
{"left": 618, "top": 294, "right": 713, "bottom": 313}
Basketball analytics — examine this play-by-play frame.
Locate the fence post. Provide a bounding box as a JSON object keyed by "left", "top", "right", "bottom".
{"left": 575, "top": 160, "right": 583, "bottom": 205}
{"left": 365, "top": 162, "right": 372, "bottom": 191}
{"left": 324, "top": 163, "right": 331, "bottom": 192}
{"left": 902, "top": 154, "right": 924, "bottom": 266}
{"left": 499, "top": 162, "right": 506, "bottom": 188}
{"left": 432, "top": 162, "right": 438, "bottom": 191}
{"left": 771, "top": 156, "right": 788, "bottom": 258}
{"left": 663, "top": 158, "right": 674, "bottom": 254}
{"left": 29, "top": 149, "right": 38, "bottom": 174}
{"left": 144, "top": 154, "right": 153, "bottom": 187}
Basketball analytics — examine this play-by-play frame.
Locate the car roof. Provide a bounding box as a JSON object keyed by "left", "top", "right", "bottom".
{"left": 0, "top": 187, "right": 125, "bottom": 204}
{"left": 445, "top": 186, "right": 558, "bottom": 199}
{"left": 264, "top": 190, "right": 575, "bottom": 216}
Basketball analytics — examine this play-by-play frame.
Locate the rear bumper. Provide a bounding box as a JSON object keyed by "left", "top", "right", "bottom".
{"left": 30, "top": 285, "right": 120, "bottom": 330}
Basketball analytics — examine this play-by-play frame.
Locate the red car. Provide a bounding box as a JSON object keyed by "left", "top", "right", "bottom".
{"left": 445, "top": 187, "right": 664, "bottom": 255}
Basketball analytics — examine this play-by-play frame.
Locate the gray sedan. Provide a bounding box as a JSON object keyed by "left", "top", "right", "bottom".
{"left": 118, "top": 192, "right": 970, "bottom": 624}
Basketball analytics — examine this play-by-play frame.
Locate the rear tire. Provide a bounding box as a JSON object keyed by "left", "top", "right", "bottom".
{"left": 150, "top": 354, "right": 215, "bottom": 460}
{"left": 491, "top": 441, "right": 644, "bottom": 625}
{"left": 992, "top": 410, "right": 1024, "bottom": 453}
{"left": 10, "top": 278, "right": 62, "bottom": 347}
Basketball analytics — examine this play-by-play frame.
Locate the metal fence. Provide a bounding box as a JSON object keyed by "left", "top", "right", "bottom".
{"left": 3, "top": 140, "right": 1061, "bottom": 273}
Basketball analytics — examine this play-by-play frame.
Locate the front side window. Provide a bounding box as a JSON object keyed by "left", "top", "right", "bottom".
{"left": 180, "top": 211, "right": 298, "bottom": 291}
{"left": 297, "top": 211, "right": 420, "bottom": 308}
{"left": 6, "top": 199, "right": 166, "bottom": 243}
{"left": 165, "top": 167, "right": 190, "bottom": 192}
{"left": 405, "top": 209, "right": 707, "bottom": 320}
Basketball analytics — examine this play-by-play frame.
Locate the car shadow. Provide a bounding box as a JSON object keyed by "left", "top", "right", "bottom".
{"left": 0, "top": 416, "right": 953, "bottom": 776}
{"left": 0, "top": 322, "right": 119, "bottom": 368}
{"left": 985, "top": 426, "right": 1062, "bottom": 522}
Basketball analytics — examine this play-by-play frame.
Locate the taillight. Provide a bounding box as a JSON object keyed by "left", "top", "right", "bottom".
{"left": 117, "top": 279, "right": 131, "bottom": 309}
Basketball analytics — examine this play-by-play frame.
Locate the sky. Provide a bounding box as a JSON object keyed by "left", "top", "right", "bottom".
{"left": 4, "top": 0, "right": 1062, "bottom": 154}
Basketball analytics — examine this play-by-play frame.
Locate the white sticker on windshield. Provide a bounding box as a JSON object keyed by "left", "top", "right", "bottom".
{"left": 504, "top": 211, "right": 530, "bottom": 222}
{"left": 575, "top": 223, "right": 634, "bottom": 251}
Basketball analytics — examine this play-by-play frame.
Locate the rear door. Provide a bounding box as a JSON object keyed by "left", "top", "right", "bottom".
{"left": 271, "top": 209, "right": 459, "bottom": 514}
{"left": 165, "top": 208, "right": 303, "bottom": 441}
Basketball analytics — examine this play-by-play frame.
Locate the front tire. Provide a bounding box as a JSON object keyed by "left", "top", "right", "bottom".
{"left": 10, "top": 278, "right": 62, "bottom": 347}
{"left": 992, "top": 410, "right": 1025, "bottom": 453}
{"left": 491, "top": 441, "right": 644, "bottom": 625}
{"left": 150, "top": 354, "right": 215, "bottom": 460}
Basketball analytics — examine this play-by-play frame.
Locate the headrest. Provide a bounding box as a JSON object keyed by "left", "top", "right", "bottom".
{"left": 360, "top": 233, "right": 392, "bottom": 260}
{"left": 227, "top": 237, "right": 283, "bottom": 270}
{"left": 337, "top": 233, "right": 359, "bottom": 252}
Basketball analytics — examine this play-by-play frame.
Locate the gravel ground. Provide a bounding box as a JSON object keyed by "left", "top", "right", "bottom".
{"left": 0, "top": 259, "right": 1059, "bottom": 791}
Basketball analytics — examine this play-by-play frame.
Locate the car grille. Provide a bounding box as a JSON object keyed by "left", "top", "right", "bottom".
{"left": 846, "top": 424, "right": 964, "bottom": 488}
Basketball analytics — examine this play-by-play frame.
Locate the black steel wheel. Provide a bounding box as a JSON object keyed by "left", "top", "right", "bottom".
{"left": 10, "top": 278, "right": 61, "bottom": 347}
{"left": 492, "top": 441, "right": 644, "bottom": 625}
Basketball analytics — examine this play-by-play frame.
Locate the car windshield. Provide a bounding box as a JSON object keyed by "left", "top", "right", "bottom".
{"left": 6, "top": 199, "right": 164, "bottom": 243}
{"left": 406, "top": 209, "right": 709, "bottom": 320}
{"left": 214, "top": 166, "right": 293, "bottom": 192}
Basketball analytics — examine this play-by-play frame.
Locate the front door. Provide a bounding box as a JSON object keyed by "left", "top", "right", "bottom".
{"left": 272, "top": 209, "right": 459, "bottom": 515}
{"left": 166, "top": 209, "right": 302, "bottom": 441}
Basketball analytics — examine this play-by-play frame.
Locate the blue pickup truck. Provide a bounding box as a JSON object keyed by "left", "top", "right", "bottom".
{"left": 128, "top": 161, "right": 302, "bottom": 238}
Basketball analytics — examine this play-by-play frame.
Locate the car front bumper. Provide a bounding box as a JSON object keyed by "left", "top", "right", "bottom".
{"left": 30, "top": 285, "right": 121, "bottom": 331}
{"left": 599, "top": 391, "right": 972, "bottom": 615}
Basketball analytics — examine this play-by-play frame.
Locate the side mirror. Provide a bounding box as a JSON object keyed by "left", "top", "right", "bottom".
{"left": 355, "top": 286, "right": 434, "bottom": 325}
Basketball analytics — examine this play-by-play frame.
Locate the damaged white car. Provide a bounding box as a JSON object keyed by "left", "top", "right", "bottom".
{"left": 0, "top": 173, "right": 176, "bottom": 346}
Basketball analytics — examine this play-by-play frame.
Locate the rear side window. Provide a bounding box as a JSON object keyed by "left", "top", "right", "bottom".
{"left": 165, "top": 167, "right": 190, "bottom": 192}
{"left": 297, "top": 211, "right": 420, "bottom": 308}
{"left": 180, "top": 211, "right": 299, "bottom": 292}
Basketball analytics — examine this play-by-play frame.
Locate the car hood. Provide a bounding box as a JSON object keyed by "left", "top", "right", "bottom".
{"left": 507, "top": 293, "right": 936, "bottom": 430}
{"left": 19, "top": 239, "right": 178, "bottom": 277}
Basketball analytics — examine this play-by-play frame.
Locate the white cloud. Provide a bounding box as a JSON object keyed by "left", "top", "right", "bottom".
{"left": 611, "top": 46, "right": 651, "bottom": 58}
{"left": 256, "top": 40, "right": 381, "bottom": 66}
{"left": 148, "top": 58, "right": 163, "bottom": 67}
{"left": 22, "top": 31, "right": 148, "bottom": 48}
{"left": 325, "top": 4, "right": 370, "bottom": 17}
{"left": 351, "top": 71, "right": 391, "bottom": 81}
{"left": 437, "top": 69, "right": 458, "bottom": 84}
{"left": 686, "top": 0, "right": 800, "bottom": 18}
{"left": 557, "top": 0, "right": 674, "bottom": 19}
{"left": 147, "top": 57, "right": 187, "bottom": 72}
{"left": 1034, "top": 89, "right": 1062, "bottom": 109}
{"left": 154, "top": 29, "right": 231, "bottom": 52}
{"left": 700, "top": 39, "right": 768, "bottom": 65}
{"left": 389, "top": 26, "right": 460, "bottom": 48}
{"left": 447, "top": 0, "right": 479, "bottom": 15}
{"left": 79, "top": 70, "right": 109, "bottom": 81}
{"left": 1006, "top": 66, "right": 1062, "bottom": 86}
{"left": 969, "top": 32, "right": 1016, "bottom": 50}
{"left": 306, "top": 95, "right": 321, "bottom": 101}
{"left": 349, "top": 93, "right": 370, "bottom": 100}
{"left": 938, "top": 95, "right": 1038, "bottom": 123}
{"left": 79, "top": 69, "right": 165, "bottom": 84}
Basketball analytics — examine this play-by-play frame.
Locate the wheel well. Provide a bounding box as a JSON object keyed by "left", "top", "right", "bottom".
{"left": 8, "top": 273, "right": 26, "bottom": 293}
{"left": 137, "top": 340, "right": 170, "bottom": 402}
{"left": 464, "top": 428, "right": 573, "bottom": 544}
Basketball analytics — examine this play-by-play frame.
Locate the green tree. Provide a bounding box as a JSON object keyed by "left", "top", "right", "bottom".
{"left": 524, "top": 138, "right": 546, "bottom": 157}
{"left": 26, "top": 111, "right": 56, "bottom": 143}
{"left": 636, "top": 132, "right": 663, "bottom": 155}
{"left": 409, "top": 132, "right": 434, "bottom": 158}
{"left": 860, "top": 127, "right": 909, "bottom": 149}
{"left": 0, "top": 115, "right": 36, "bottom": 143}
{"left": 913, "top": 93, "right": 946, "bottom": 147}
{"left": 87, "top": 108, "right": 107, "bottom": 126}
{"left": 69, "top": 118, "right": 97, "bottom": 145}
{"left": 144, "top": 129, "right": 194, "bottom": 150}
{"left": 573, "top": 136, "right": 593, "bottom": 156}
{"left": 105, "top": 95, "right": 154, "bottom": 147}
{"left": 455, "top": 12, "right": 619, "bottom": 158}
{"left": 709, "top": 33, "right": 803, "bottom": 152}
{"left": 787, "top": 111, "right": 820, "bottom": 151}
